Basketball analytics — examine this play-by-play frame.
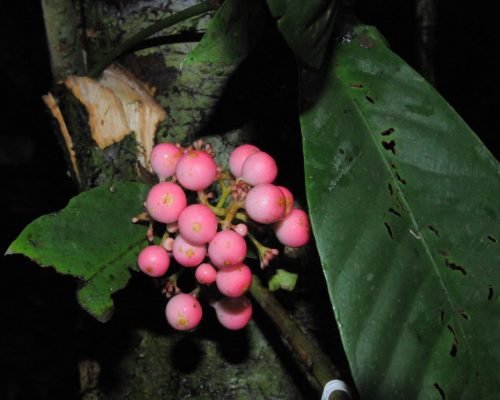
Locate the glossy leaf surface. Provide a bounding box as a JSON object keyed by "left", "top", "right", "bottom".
{"left": 301, "top": 24, "right": 500, "bottom": 399}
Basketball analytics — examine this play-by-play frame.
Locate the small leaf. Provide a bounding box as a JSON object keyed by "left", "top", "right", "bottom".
{"left": 8, "top": 182, "right": 150, "bottom": 322}
{"left": 268, "top": 269, "right": 298, "bottom": 292}
{"left": 301, "top": 24, "right": 500, "bottom": 398}
{"left": 266, "top": 0, "right": 337, "bottom": 67}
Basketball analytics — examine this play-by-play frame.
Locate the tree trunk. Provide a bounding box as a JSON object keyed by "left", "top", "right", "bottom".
{"left": 41, "top": 1, "right": 326, "bottom": 398}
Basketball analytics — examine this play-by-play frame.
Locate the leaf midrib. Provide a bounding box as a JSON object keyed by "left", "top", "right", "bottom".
{"left": 87, "top": 235, "right": 144, "bottom": 281}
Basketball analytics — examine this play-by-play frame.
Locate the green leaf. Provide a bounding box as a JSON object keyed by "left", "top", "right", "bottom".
{"left": 301, "top": 24, "right": 500, "bottom": 399}
{"left": 184, "top": 0, "right": 268, "bottom": 65}
{"left": 268, "top": 269, "right": 298, "bottom": 292}
{"left": 265, "top": 0, "right": 337, "bottom": 68}
{"left": 7, "top": 182, "right": 150, "bottom": 322}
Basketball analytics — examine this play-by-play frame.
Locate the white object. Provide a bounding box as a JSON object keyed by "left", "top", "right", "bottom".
{"left": 321, "top": 379, "right": 351, "bottom": 400}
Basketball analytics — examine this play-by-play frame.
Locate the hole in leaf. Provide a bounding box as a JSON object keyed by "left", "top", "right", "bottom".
{"left": 390, "top": 162, "right": 397, "bottom": 169}
{"left": 389, "top": 208, "right": 402, "bottom": 217}
{"left": 487, "top": 235, "right": 497, "bottom": 243}
{"left": 434, "top": 383, "right": 446, "bottom": 399}
{"left": 445, "top": 259, "right": 467, "bottom": 275}
{"left": 428, "top": 225, "right": 440, "bottom": 236}
{"left": 338, "top": 148, "right": 345, "bottom": 155}
{"left": 440, "top": 310, "right": 445, "bottom": 323}
{"left": 381, "top": 128, "right": 395, "bottom": 136}
{"left": 382, "top": 140, "right": 397, "bottom": 155}
{"left": 447, "top": 325, "right": 459, "bottom": 357}
{"left": 458, "top": 310, "right": 469, "bottom": 320}
{"left": 396, "top": 172, "right": 407, "bottom": 185}
{"left": 365, "top": 95, "right": 375, "bottom": 103}
{"left": 388, "top": 183, "right": 394, "bottom": 196}
{"left": 450, "top": 343, "right": 458, "bottom": 357}
{"left": 384, "top": 222, "right": 394, "bottom": 239}
{"left": 350, "top": 83, "right": 364, "bottom": 88}
{"left": 447, "top": 325, "right": 458, "bottom": 340}
{"left": 488, "top": 286, "right": 494, "bottom": 301}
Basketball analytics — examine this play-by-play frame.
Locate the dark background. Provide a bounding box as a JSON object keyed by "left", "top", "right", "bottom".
{"left": 1, "top": 1, "right": 499, "bottom": 399}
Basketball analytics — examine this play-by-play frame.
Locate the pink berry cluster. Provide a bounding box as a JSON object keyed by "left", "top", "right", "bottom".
{"left": 135, "top": 141, "right": 310, "bottom": 332}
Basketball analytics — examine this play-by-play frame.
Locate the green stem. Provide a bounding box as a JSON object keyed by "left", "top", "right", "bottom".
{"left": 198, "top": 190, "right": 225, "bottom": 216}
{"left": 128, "top": 31, "right": 204, "bottom": 53}
{"left": 247, "top": 232, "right": 278, "bottom": 268}
{"left": 235, "top": 212, "right": 248, "bottom": 222}
{"left": 249, "top": 275, "right": 344, "bottom": 395}
{"left": 248, "top": 232, "right": 265, "bottom": 254}
{"left": 221, "top": 199, "right": 243, "bottom": 229}
{"left": 88, "top": 1, "right": 218, "bottom": 78}
{"left": 216, "top": 179, "right": 232, "bottom": 208}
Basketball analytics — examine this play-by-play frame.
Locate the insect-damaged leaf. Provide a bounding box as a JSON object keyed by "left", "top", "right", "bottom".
{"left": 301, "top": 24, "right": 500, "bottom": 399}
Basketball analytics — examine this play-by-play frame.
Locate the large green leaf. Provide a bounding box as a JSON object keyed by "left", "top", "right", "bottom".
{"left": 7, "top": 182, "right": 149, "bottom": 322}
{"left": 265, "top": 0, "right": 337, "bottom": 68}
{"left": 301, "top": 24, "right": 500, "bottom": 398}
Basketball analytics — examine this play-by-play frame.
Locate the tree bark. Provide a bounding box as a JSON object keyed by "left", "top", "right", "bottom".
{"left": 41, "top": 0, "right": 85, "bottom": 80}
{"left": 41, "top": 1, "right": 334, "bottom": 399}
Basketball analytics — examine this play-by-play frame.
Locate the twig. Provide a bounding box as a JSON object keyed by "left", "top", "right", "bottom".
{"left": 127, "top": 31, "right": 204, "bottom": 54}
{"left": 249, "top": 275, "right": 348, "bottom": 399}
{"left": 88, "top": 1, "right": 219, "bottom": 78}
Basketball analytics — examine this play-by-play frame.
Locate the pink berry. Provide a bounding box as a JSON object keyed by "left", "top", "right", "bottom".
{"left": 274, "top": 208, "right": 310, "bottom": 247}
{"left": 245, "top": 183, "right": 286, "bottom": 224}
{"left": 178, "top": 204, "right": 218, "bottom": 245}
{"left": 165, "top": 293, "right": 203, "bottom": 331}
{"left": 213, "top": 296, "right": 253, "bottom": 330}
{"left": 216, "top": 264, "right": 252, "bottom": 297}
{"left": 176, "top": 150, "right": 217, "bottom": 191}
{"left": 137, "top": 245, "right": 170, "bottom": 277}
{"left": 173, "top": 234, "right": 207, "bottom": 267}
{"left": 195, "top": 263, "right": 217, "bottom": 285}
{"left": 145, "top": 182, "right": 187, "bottom": 223}
{"left": 233, "top": 223, "right": 248, "bottom": 237}
{"left": 241, "top": 151, "right": 278, "bottom": 186}
{"left": 208, "top": 230, "right": 247, "bottom": 269}
{"left": 229, "top": 144, "right": 260, "bottom": 177}
{"left": 150, "top": 143, "right": 183, "bottom": 180}
{"left": 277, "top": 186, "right": 294, "bottom": 218}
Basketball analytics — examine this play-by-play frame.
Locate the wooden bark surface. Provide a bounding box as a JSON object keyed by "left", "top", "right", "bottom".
{"left": 41, "top": 2, "right": 315, "bottom": 399}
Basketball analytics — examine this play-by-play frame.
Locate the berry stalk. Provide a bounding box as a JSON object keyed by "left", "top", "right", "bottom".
{"left": 216, "top": 178, "right": 232, "bottom": 208}
{"left": 220, "top": 198, "right": 244, "bottom": 230}
{"left": 247, "top": 232, "right": 278, "bottom": 268}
